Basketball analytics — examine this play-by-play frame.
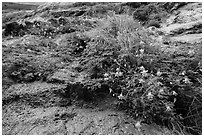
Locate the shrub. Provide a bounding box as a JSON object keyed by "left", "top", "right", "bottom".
{"left": 5, "top": 54, "right": 59, "bottom": 83}
{"left": 82, "top": 13, "right": 201, "bottom": 134}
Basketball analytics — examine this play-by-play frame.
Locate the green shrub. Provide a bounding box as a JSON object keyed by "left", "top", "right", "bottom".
{"left": 82, "top": 13, "right": 201, "bottom": 134}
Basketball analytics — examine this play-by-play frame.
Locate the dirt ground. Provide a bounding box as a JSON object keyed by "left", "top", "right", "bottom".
{"left": 2, "top": 82, "right": 174, "bottom": 135}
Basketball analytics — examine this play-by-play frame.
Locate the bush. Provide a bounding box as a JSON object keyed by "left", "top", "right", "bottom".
{"left": 81, "top": 13, "right": 201, "bottom": 134}
{"left": 5, "top": 54, "right": 59, "bottom": 83}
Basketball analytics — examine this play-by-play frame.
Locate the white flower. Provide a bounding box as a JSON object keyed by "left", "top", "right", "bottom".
{"left": 79, "top": 46, "right": 83, "bottom": 49}
{"left": 109, "top": 88, "right": 113, "bottom": 94}
{"left": 173, "top": 98, "right": 177, "bottom": 103}
{"left": 140, "top": 66, "right": 146, "bottom": 71}
{"left": 139, "top": 49, "right": 144, "bottom": 54}
{"left": 139, "top": 66, "right": 145, "bottom": 71}
{"left": 147, "top": 92, "right": 154, "bottom": 100}
{"left": 118, "top": 93, "right": 125, "bottom": 100}
{"left": 118, "top": 72, "right": 123, "bottom": 76}
{"left": 181, "top": 71, "right": 186, "bottom": 75}
{"left": 115, "top": 72, "right": 123, "bottom": 77}
{"left": 140, "top": 41, "right": 145, "bottom": 44}
{"left": 157, "top": 82, "right": 163, "bottom": 86}
{"left": 138, "top": 78, "right": 145, "bottom": 83}
{"left": 156, "top": 70, "right": 162, "bottom": 76}
{"left": 172, "top": 91, "right": 178, "bottom": 96}
{"left": 188, "top": 49, "right": 195, "bottom": 56}
{"left": 104, "top": 73, "right": 109, "bottom": 77}
{"left": 104, "top": 77, "right": 109, "bottom": 81}
{"left": 184, "top": 77, "right": 191, "bottom": 84}
{"left": 166, "top": 105, "right": 171, "bottom": 112}
{"left": 159, "top": 88, "right": 164, "bottom": 93}
{"left": 27, "top": 49, "right": 32, "bottom": 52}
{"left": 135, "top": 121, "right": 142, "bottom": 131}
{"left": 116, "top": 68, "right": 120, "bottom": 72}
{"left": 141, "top": 70, "right": 148, "bottom": 77}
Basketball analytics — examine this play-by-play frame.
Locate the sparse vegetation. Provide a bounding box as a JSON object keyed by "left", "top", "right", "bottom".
{"left": 2, "top": 2, "right": 202, "bottom": 135}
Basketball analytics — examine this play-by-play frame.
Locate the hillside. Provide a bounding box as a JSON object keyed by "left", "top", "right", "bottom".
{"left": 2, "top": 2, "right": 202, "bottom": 135}
{"left": 2, "top": 2, "right": 39, "bottom": 10}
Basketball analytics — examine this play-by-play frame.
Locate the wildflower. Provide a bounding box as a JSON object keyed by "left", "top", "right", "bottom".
{"left": 157, "top": 82, "right": 163, "bottom": 86}
{"left": 140, "top": 41, "right": 144, "bottom": 44}
{"left": 79, "top": 46, "right": 83, "bottom": 49}
{"left": 135, "top": 121, "right": 142, "bottom": 131}
{"left": 118, "top": 92, "right": 125, "bottom": 100}
{"left": 139, "top": 49, "right": 144, "bottom": 54}
{"left": 116, "top": 68, "right": 120, "bottom": 72}
{"left": 103, "top": 73, "right": 109, "bottom": 77}
{"left": 156, "top": 70, "right": 162, "bottom": 76}
{"left": 115, "top": 71, "right": 123, "bottom": 77}
{"left": 172, "top": 91, "right": 178, "bottom": 96}
{"left": 139, "top": 66, "right": 145, "bottom": 71}
{"left": 184, "top": 77, "right": 191, "bottom": 84}
{"left": 138, "top": 78, "right": 145, "bottom": 83}
{"left": 109, "top": 88, "right": 113, "bottom": 94}
{"left": 141, "top": 69, "right": 148, "bottom": 77}
{"left": 188, "top": 49, "right": 195, "bottom": 56}
{"left": 27, "top": 49, "right": 32, "bottom": 52}
{"left": 104, "top": 77, "right": 109, "bottom": 81}
{"left": 118, "top": 72, "right": 123, "bottom": 76}
{"left": 147, "top": 92, "right": 154, "bottom": 100}
{"left": 166, "top": 105, "right": 171, "bottom": 112}
{"left": 159, "top": 88, "right": 164, "bottom": 93}
{"left": 181, "top": 71, "right": 186, "bottom": 75}
{"left": 173, "top": 98, "right": 177, "bottom": 103}
{"left": 198, "top": 61, "right": 201, "bottom": 67}
{"left": 157, "top": 93, "right": 164, "bottom": 99}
